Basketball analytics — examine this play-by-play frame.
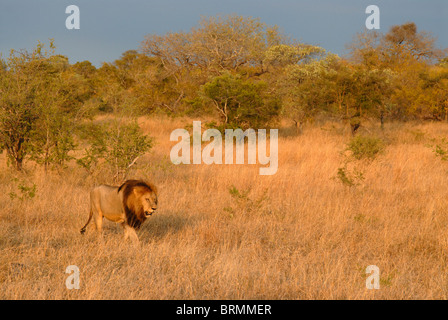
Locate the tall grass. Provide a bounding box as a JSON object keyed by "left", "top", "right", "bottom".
{"left": 1, "top": 117, "right": 448, "bottom": 299}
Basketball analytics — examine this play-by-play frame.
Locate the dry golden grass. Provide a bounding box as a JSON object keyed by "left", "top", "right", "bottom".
{"left": 2, "top": 116, "right": 448, "bottom": 299}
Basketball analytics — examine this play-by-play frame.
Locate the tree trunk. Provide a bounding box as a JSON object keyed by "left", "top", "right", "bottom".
{"left": 6, "top": 138, "right": 25, "bottom": 171}
{"left": 14, "top": 157, "right": 23, "bottom": 171}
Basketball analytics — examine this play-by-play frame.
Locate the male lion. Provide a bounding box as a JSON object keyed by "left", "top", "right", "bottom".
{"left": 80, "top": 179, "right": 158, "bottom": 243}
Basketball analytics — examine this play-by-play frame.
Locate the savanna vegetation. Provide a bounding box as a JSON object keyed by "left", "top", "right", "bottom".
{"left": 1, "top": 15, "right": 448, "bottom": 299}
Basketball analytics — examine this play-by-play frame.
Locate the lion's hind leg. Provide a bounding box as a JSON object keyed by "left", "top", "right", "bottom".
{"left": 81, "top": 191, "right": 103, "bottom": 235}
{"left": 93, "top": 208, "right": 104, "bottom": 234}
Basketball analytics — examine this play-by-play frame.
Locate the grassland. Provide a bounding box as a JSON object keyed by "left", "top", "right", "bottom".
{"left": 2, "top": 116, "right": 448, "bottom": 299}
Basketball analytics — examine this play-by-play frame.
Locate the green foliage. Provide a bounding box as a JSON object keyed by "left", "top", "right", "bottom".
{"left": 264, "top": 45, "right": 300, "bottom": 68}
{"left": 347, "top": 135, "right": 385, "bottom": 160}
{"left": 224, "top": 185, "right": 269, "bottom": 217}
{"left": 106, "top": 121, "right": 152, "bottom": 176}
{"left": 75, "top": 123, "right": 108, "bottom": 174}
{"left": 201, "top": 73, "right": 280, "bottom": 129}
{"left": 281, "top": 54, "right": 347, "bottom": 123}
{"left": 429, "top": 138, "right": 448, "bottom": 161}
{"left": 29, "top": 115, "right": 77, "bottom": 169}
{"left": 0, "top": 41, "right": 93, "bottom": 171}
{"left": 228, "top": 185, "right": 251, "bottom": 201}
{"left": 9, "top": 178, "right": 37, "bottom": 201}
{"left": 77, "top": 119, "right": 153, "bottom": 181}
{"left": 334, "top": 165, "right": 365, "bottom": 188}
{"left": 0, "top": 43, "right": 48, "bottom": 170}
{"left": 333, "top": 135, "right": 383, "bottom": 188}
{"left": 434, "top": 144, "right": 448, "bottom": 161}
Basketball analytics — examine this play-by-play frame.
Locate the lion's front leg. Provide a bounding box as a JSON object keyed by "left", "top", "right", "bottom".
{"left": 121, "top": 223, "right": 140, "bottom": 245}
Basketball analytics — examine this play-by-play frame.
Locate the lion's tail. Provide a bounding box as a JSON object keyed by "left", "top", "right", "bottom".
{"left": 80, "top": 208, "right": 93, "bottom": 235}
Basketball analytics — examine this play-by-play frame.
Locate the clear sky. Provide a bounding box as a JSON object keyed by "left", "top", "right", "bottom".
{"left": 1, "top": 0, "right": 447, "bottom": 67}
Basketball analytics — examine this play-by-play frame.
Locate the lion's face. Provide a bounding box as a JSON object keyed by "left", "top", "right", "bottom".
{"left": 133, "top": 186, "right": 158, "bottom": 218}
{"left": 141, "top": 191, "right": 158, "bottom": 217}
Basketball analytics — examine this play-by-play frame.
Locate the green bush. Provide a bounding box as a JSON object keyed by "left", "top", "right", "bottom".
{"left": 347, "top": 135, "right": 385, "bottom": 160}
{"left": 334, "top": 166, "right": 364, "bottom": 188}
{"left": 77, "top": 119, "right": 152, "bottom": 181}
{"left": 223, "top": 185, "right": 269, "bottom": 217}
{"left": 9, "top": 178, "right": 37, "bottom": 201}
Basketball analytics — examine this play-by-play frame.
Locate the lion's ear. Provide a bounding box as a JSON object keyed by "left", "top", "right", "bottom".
{"left": 132, "top": 187, "right": 146, "bottom": 198}
{"left": 147, "top": 183, "right": 157, "bottom": 194}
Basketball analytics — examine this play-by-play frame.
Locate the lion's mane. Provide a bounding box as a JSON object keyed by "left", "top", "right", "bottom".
{"left": 118, "top": 180, "right": 158, "bottom": 229}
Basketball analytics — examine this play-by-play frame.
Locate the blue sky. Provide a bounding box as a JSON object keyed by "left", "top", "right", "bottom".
{"left": 1, "top": 0, "right": 447, "bottom": 66}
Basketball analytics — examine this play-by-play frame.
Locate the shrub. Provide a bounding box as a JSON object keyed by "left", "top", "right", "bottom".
{"left": 77, "top": 119, "right": 152, "bottom": 181}
{"left": 334, "top": 165, "right": 365, "bottom": 188}
{"left": 429, "top": 137, "right": 448, "bottom": 161}
{"left": 9, "top": 178, "right": 37, "bottom": 201}
{"left": 223, "top": 185, "right": 269, "bottom": 217}
{"left": 347, "top": 135, "right": 385, "bottom": 160}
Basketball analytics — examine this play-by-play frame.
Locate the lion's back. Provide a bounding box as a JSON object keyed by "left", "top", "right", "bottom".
{"left": 91, "top": 185, "right": 124, "bottom": 220}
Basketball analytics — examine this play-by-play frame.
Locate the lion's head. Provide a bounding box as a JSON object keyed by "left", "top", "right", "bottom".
{"left": 118, "top": 180, "right": 158, "bottom": 229}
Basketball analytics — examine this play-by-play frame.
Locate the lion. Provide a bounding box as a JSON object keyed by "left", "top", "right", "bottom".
{"left": 80, "top": 179, "right": 158, "bottom": 243}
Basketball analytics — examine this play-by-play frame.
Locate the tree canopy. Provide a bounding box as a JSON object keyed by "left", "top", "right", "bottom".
{"left": 1, "top": 16, "right": 447, "bottom": 171}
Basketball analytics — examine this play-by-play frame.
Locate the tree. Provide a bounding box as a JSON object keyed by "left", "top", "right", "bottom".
{"left": 0, "top": 42, "right": 52, "bottom": 170}
{"left": 346, "top": 22, "right": 445, "bottom": 121}
{"left": 142, "top": 15, "right": 286, "bottom": 73}
{"left": 201, "top": 73, "right": 280, "bottom": 130}
{"left": 416, "top": 65, "right": 448, "bottom": 120}
{"left": 0, "top": 41, "right": 93, "bottom": 171}
{"left": 382, "top": 22, "right": 443, "bottom": 66}
{"left": 348, "top": 22, "right": 443, "bottom": 71}
{"left": 140, "top": 15, "right": 288, "bottom": 114}
{"left": 351, "top": 66, "right": 394, "bottom": 119}
{"left": 189, "top": 15, "right": 285, "bottom": 73}
{"left": 281, "top": 54, "right": 345, "bottom": 126}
